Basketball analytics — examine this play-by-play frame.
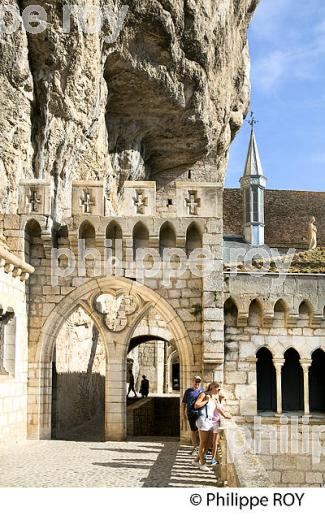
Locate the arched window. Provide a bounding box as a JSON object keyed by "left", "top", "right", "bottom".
{"left": 133, "top": 222, "right": 149, "bottom": 261}
{"left": 224, "top": 298, "right": 238, "bottom": 328}
{"left": 79, "top": 221, "right": 96, "bottom": 248}
{"left": 106, "top": 221, "right": 122, "bottom": 258}
{"left": 24, "top": 219, "right": 44, "bottom": 267}
{"left": 185, "top": 223, "right": 202, "bottom": 256}
{"left": 159, "top": 222, "right": 176, "bottom": 257}
{"left": 282, "top": 348, "right": 304, "bottom": 412}
{"left": 309, "top": 349, "right": 325, "bottom": 412}
{"left": 256, "top": 347, "right": 276, "bottom": 413}
{"left": 248, "top": 299, "right": 263, "bottom": 327}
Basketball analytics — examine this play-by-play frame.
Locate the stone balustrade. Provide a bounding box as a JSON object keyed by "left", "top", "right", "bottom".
{"left": 0, "top": 241, "right": 34, "bottom": 282}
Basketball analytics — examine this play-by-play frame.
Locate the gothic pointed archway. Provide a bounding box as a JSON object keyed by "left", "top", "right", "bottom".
{"left": 29, "top": 277, "right": 195, "bottom": 441}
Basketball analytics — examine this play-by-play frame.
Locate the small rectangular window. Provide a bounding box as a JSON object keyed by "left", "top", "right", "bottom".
{"left": 252, "top": 186, "right": 259, "bottom": 223}
{"left": 245, "top": 189, "right": 251, "bottom": 223}
{"left": 259, "top": 190, "right": 264, "bottom": 223}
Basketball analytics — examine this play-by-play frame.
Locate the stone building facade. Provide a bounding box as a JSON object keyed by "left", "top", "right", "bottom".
{"left": 0, "top": 127, "right": 324, "bottom": 488}
{"left": 0, "top": 238, "right": 33, "bottom": 441}
{"left": 0, "top": 177, "right": 224, "bottom": 443}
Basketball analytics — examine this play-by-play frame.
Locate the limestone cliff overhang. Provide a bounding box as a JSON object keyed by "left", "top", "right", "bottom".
{"left": 0, "top": 243, "right": 34, "bottom": 282}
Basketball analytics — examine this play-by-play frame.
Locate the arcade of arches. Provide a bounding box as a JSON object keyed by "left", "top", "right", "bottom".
{"left": 224, "top": 293, "right": 325, "bottom": 417}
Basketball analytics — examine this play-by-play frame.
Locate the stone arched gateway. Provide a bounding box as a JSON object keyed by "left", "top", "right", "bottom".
{"left": 28, "top": 277, "right": 195, "bottom": 441}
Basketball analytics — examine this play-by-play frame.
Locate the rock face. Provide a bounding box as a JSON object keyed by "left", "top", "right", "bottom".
{"left": 0, "top": 0, "right": 259, "bottom": 218}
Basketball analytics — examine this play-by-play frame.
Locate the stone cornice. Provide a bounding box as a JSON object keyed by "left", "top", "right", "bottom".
{"left": 0, "top": 243, "right": 34, "bottom": 282}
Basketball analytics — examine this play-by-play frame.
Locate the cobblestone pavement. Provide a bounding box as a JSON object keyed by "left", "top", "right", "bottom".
{"left": 0, "top": 437, "right": 218, "bottom": 488}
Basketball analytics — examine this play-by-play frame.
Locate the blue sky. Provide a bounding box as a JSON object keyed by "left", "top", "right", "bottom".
{"left": 226, "top": 0, "right": 325, "bottom": 191}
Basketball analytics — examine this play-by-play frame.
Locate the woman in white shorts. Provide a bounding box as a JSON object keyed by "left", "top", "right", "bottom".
{"left": 194, "top": 383, "right": 231, "bottom": 471}
{"left": 211, "top": 390, "right": 231, "bottom": 466}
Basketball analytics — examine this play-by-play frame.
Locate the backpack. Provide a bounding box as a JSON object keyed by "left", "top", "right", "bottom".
{"left": 187, "top": 390, "right": 207, "bottom": 419}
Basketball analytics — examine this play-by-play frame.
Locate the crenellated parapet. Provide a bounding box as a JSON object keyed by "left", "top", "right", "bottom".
{"left": 17, "top": 179, "right": 222, "bottom": 220}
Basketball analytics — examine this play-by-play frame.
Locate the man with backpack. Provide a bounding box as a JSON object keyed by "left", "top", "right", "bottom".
{"left": 181, "top": 375, "right": 205, "bottom": 454}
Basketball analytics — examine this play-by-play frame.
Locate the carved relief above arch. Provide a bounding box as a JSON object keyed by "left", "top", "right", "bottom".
{"left": 93, "top": 291, "right": 140, "bottom": 332}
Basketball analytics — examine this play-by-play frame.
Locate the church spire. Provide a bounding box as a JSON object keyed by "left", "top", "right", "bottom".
{"left": 240, "top": 113, "right": 267, "bottom": 246}
{"left": 243, "top": 125, "right": 265, "bottom": 179}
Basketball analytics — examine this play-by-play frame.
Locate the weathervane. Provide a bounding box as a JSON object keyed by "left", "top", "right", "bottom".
{"left": 248, "top": 111, "right": 259, "bottom": 130}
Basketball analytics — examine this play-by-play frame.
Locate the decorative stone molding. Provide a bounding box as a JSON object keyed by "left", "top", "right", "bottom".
{"left": 133, "top": 190, "right": 148, "bottom": 215}
{"left": 185, "top": 190, "right": 201, "bottom": 215}
{"left": 18, "top": 180, "right": 51, "bottom": 215}
{"left": 17, "top": 180, "right": 223, "bottom": 220}
{"left": 120, "top": 181, "right": 156, "bottom": 217}
{"left": 72, "top": 181, "right": 105, "bottom": 216}
{"left": 176, "top": 181, "right": 219, "bottom": 217}
{"left": 93, "top": 291, "right": 140, "bottom": 332}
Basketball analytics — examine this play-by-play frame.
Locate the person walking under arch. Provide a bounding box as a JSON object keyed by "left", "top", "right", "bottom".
{"left": 140, "top": 375, "right": 149, "bottom": 397}
{"left": 127, "top": 369, "right": 137, "bottom": 398}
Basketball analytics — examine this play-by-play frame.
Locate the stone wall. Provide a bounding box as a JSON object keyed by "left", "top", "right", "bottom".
{"left": 127, "top": 397, "right": 180, "bottom": 437}
{"left": 21, "top": 183, "right": 223, "bottom": 413}
{"left": 0, "top": 255, "right": 31, "bottom": 442}
{"left": 224, "top": 188, "right": 325, "bottom": 248}
{"left": 222, "top": 418, "right": 271, "bottom": 487}
{"left": 53, "top": 372, "right": 105, "bottom": 438}
{"left": 224, "top": 274, "right": 325, "bottom": 416}
{"left": 52, "top": 308, "right": 106, "bottom": 437}
{"left": 246, "top": 419, "right": 325, "bottom": 487}
{"left": 222, "top": 417, "right": 325, "bottom": 488}
{"left": 128, "top": 341, "right": 165, "bottom": 394}
{"left": 0, "top": 180, "right": 225, "bottom": 444}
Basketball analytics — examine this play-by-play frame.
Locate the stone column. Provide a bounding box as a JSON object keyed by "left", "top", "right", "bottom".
{"left": 300, "top": 359, "right": 312, "bottom": 416}
{"left": 105, "top": 349, "right": 127, "bottom": 441}
{"left": 273, "top": 358, "right": 285, "bottom": 416}
{"left": 96, "top": 233, "right": 106, "bottom": 275}
{"left": 28, "top": 362, "right": 52, "bottom": 440}
{"left": 156, "top": 340, "right": 165, "bottom": 394}
{"left": 124, "top": 237, "right": 135, "bottom": 278}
